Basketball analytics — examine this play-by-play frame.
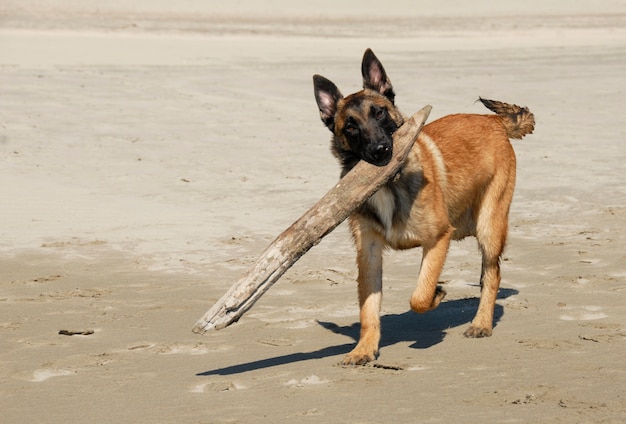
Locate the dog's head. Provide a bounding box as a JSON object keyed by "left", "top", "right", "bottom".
{"left": 313, "top": 49, "right": 404, "bottom": 169}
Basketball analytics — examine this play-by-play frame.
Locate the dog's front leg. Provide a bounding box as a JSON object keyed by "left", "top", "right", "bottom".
{"left": 409, "top": 228, "right": 452, "bottom": 313}
{"left": 342, "top": 229, "right": 385, "bottom": 365}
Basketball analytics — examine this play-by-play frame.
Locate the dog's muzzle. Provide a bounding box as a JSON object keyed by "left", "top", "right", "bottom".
{"left": 365, "top": 143, "right": 393, "bottom": 166}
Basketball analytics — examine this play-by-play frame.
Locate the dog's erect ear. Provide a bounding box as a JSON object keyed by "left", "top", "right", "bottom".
{"left": 313, "top": 75, "right": 343, "bottom": 131}
{"left": 361, "top": 48, "right": 395, "bottom": 103}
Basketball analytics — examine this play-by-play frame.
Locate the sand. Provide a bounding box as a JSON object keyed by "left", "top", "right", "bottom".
{"left": 1, "top": 1, "right": 625, "bottom": 422}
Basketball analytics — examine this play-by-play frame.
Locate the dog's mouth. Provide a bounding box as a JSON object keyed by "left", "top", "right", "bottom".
{"left": 364, "top": 143, "right": 393, "bottom": 166}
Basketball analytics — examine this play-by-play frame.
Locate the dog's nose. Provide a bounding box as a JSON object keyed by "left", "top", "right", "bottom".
{"left": 372, "top": 144, "right": 390, "bottom": 159}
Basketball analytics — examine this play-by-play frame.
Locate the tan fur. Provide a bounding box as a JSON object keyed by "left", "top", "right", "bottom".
{"left": 345, "top": 112, "right": 532, "bottom": 365}
{"left": 313, "top": 49, "right": 534, "bottom": 365}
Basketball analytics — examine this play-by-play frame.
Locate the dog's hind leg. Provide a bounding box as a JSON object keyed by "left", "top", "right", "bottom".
{"left": 464, "top": 165, "right": 515, "bottom": 338}
{"left": 464, "top": 254, "right": 501, "bottom": 338}
{"left": 409, "top": 228, "right": 452, "bottom": 314}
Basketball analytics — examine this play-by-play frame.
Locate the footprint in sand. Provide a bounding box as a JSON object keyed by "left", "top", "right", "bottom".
{"left": 158, "top": 343, "right": 209, "bottom": 355}
{"left": 559, "top": 305, "right": 608, "bottom": 321}
{"left": 284, "top": 375, "right": 329, "bottom": 387}
{"left": 124, "top": 342, "right": 232, "bottom": 355}
{"left": 29, "top": 369, "right": 76, "bottom": 382}
{"left": 188, "top": 381, "right": 247, "bottom": 393}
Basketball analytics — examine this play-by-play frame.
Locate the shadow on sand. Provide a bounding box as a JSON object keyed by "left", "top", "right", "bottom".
{"left": 197, "top": 288, "right": 518, "bottom": 376}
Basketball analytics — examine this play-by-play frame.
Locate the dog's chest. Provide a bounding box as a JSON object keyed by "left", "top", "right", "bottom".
{"left": 361, "top": 170, "right": 425, "bottom": 248}
{"left": 367, "top": 187, "right": 396, "bottom": 236}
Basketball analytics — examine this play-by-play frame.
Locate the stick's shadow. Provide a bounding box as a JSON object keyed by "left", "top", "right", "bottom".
{"left": 197, "top": 288, "right": 518, "bottom": 376}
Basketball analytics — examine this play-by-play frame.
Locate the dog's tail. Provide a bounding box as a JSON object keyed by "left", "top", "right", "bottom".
{"left": 478, "top": 97, "right": 535, "bottom": 139}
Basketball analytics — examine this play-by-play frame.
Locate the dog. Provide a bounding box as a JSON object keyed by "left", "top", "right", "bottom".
{"left": 313, "top": 48, "right": 535, "bottom": 365}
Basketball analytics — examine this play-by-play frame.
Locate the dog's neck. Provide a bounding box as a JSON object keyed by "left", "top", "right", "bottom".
{"left": 332, "top": 146, "right": 361, "bottom": 177}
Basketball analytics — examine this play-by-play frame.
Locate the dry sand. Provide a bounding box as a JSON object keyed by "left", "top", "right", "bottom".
{"left": 1, "top": 1, "right": 625, "bottom": 422}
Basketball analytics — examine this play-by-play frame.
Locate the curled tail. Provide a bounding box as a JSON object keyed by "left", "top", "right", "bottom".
{"left": 479, "top": 97, "right": 535, "bottom": 139}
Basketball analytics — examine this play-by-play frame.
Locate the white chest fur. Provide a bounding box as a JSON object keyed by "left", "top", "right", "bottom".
{"left": 367, "top": 186, "right": 396, "bottom": 238}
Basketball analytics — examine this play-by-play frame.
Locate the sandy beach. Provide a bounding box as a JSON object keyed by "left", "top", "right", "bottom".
{"left": 1, "top": 1, "right": 625, "bottom": 422}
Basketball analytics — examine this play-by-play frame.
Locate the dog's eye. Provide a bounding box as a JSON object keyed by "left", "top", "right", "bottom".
{"left": 375, "top": 108, "right": 386, "bottom": 120}
{"left": 344, "top": 122, "right": 358, "bottom": 135}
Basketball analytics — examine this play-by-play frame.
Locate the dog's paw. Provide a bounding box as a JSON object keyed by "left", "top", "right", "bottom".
{"left": 433, "top": 285, "right": 447, "bottom": 305}
{"left": 340, "top": 349, "right": 378, "bottom": 366}
{"left": 463, "top": 325, "right": 492, "bottom": 338}
{"left": 410, "top": 285, "right": 447, "bottom": 313}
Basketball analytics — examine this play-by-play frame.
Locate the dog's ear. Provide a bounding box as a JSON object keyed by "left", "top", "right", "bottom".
{"left": 361, "top": 48, "right": 395, "bottom": 103}
{"left": 313, "top": 75, "right": 343, "bottom": 131}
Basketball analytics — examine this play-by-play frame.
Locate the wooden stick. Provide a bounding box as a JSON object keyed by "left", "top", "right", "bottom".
{"left": 193, "top": 105, "right": 431, "bottom": 334}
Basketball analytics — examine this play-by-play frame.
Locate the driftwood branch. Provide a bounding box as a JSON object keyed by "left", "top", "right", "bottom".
{"left": 193, "top": 105, "right": 431, "bottom": 334}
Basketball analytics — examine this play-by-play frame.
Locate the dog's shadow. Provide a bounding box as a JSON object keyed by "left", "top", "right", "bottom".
{"left": 196, "top": 288, "right": 518, "bottom": 376}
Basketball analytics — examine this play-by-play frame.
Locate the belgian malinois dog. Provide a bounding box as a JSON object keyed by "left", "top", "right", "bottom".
{"left": 313, "top": 49, "right": 535, "bottom": 365}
